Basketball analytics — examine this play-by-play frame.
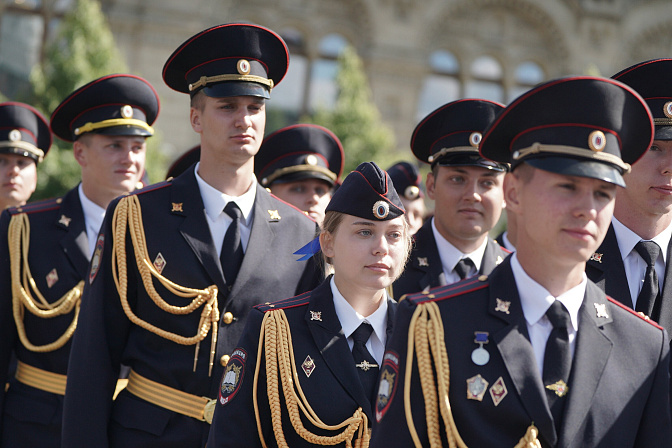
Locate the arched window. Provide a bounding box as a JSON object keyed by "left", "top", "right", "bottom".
{"left": 309, "top": 33, "right": 348, "bottom": 110}
{"left": 416, "top": 50, "right": 460, "bottom": 120}
{"left": 465, "top": 55, "right": 504, "bottom": 102}
{"left": 508, "top": 61, "right": 544, "bottom": 102}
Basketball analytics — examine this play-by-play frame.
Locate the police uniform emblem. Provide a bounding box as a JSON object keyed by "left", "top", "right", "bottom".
{"left": 218, "top": 348, "right": 247, "bottom": 406}
{"left": 309, "top": 310, "right": 322, "bottom": 321}
{"left": 8, "top": 129, "right": 21, "bottom": 142}
{"left": 466, "top": 374, "right": 488, "bottom": 401}
{"left": 89, "top": 234, "right": 104, "bottom": 284}
{"left": 546, "top": 379, "right": 569, "bottom": 397}
{"left": 373, "top": 201, "right": 389, "bottom": 220}
{"left": 376, "top": 351, "right": 400, "bottom": 422}
{"left": 489, "top": 377, "right": 508, "bottom": 406}
{"left": 494, "top": 298, "right": 511, "bottom": 314}
{"left": 590, "top": 252, "right": 603, "bottom": 263}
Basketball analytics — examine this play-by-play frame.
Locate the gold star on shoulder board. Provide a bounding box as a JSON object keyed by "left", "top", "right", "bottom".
{"left": 268, "top": 209, "right": 281, "bottom": 220}
{"left": 171, "top": 203, "right": 183, "bottom": 212}
{"left": 58, "top": 215, "right": 71, "bottom": 227}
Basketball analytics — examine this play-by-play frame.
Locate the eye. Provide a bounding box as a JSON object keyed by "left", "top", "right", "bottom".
{"left": 448, "top": 175, "right": 464, "bottom": 184}
{"left": 480, "top": 179, "right": 495, "bottom": 188}
{"left": 358, "top": 229, "right": 372, "bottom": 237}
{"left": 650, "top": 145, "right": 661, "bottom": 152}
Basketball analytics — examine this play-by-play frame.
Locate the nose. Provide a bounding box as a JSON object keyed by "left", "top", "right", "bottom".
{"left": 661, "top": 150, "right": 672, "bottom": 175}
{"left": 463, "top": 179, "right": 481, "bottom": 202}
{"left": 373, "top": 234, "right": 389, "bottom": 256}
{"left": 573, "top": 191, "right": 599, "bottom": 220}
{"left": 234, "top": 109, "right": 252, "bottom": 129}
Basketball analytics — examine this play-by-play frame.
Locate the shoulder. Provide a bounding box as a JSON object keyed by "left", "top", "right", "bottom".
{"left": 255, "top": 289, "right": 313, "bottom": 313}
{"left": 8, "top": 196, "right": 62, "bottom": 216}
{"left": 402, "top": 275, "right": 490, "bottom": 306}
{"left": 130, "top": 179, "right": 172, "bottom": 198}
{"left": 260, "top": 187, "right": 315, "bottom": 222}
{"left": 606, "top": 295, "right": 666, "bottom": 332}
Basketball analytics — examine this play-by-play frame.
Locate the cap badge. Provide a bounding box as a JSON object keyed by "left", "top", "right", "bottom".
{"left": 404, "top": 185, "right": 420, "bottom": 200}
{"left": 121, "top": 105, "right": 134, "bottom": 119}
{"left": 237, "top": 59, "right": 251, "bottom": 75}
{"left": 469, "top": 132, "right": 482, "bottom": 148}
{"left": 302, "top": 355, "right": 316, "bottom": 378}
{"left": 305, "top": 154, "right": 318, "bottom": 166}
{"left": 665, "top": 101, "right": 672, "bottom": 119}
{"left": 489, "top": 377, "right": 508, "bottom": 406}
{"left": 8, "top": 129, "right": 21, "bottom": 142}
{"left": 588, "top": 130, "right": 606, "bottom": 152}
{"left": 466, "top": 374, "right": 489, "bottom": 401}
{"left": 373, "top": 201, "right": 390, "bottom": 219}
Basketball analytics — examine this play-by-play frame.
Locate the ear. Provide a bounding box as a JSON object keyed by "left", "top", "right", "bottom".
{"left": 319, "top": 231, "right": 335, "bottom": 259}
{"left": 426, "top": 172, "right": 436, "bottom": 200}
{"left": 190, "top": 107, "right": 202, "bottom": 133}
{"left": 503, "top": 172, "right": 521, "bottom": 214}
{"left": 72, "top": 140, "right": 87, "bottom": 168}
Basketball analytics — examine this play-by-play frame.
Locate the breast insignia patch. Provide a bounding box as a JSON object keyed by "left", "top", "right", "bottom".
{"left": 376, "top": 351, "right": 400, "bottom": 422}
{"left": 153, "top": 252, "right": 167, "bottom": 274}
{"left": 46, "top": 269, "right": 59, "bottom": 288}
{"left": 489, "top": 376, "right": 508, "bottom": 406}
{"left": 302, "top": 355, "right": 316, "bottom": 377}
{"left": 218, "top": 348, "right": 247, "bottom": 406}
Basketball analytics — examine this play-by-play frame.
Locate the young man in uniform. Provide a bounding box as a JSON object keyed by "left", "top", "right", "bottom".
{"left": 393, "top": 99, "right": 509, "bottom": 298}
{"left": 255, "top": 123, "right": 343, "bottom": 225}
{"left": 372, "top": 76, "right": 671, "bottom": 447}
{"left": 62, "top": 23, "right": 322, "bottom": 447}
{"left": 0, "top": 102, "right": 51, "bottom": 210}
{"left": 587, "top": 59, "right": 672, "bottom": 339}
{"left": 0, "top": 74, "right": 159, "bottom": 447}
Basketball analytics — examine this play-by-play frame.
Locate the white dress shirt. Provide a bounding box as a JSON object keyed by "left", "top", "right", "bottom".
{"left": 194, "top": 162, "right": 256, "bottom": 256}
{"left": 511, "top": 254, "right": 584, "bottom": 377}
{"left": 78, "top": 184, "right": 106, "bottom": 259}
{"left": 611, "top": 217, "right": 671, "bottom": 308}
{"left": 331, "top": 277, "right": 388, "bottom": 365}
{"left": 431, "top": 217, "right": 488, "bottom": 283}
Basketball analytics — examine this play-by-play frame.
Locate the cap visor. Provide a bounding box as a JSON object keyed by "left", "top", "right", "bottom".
{"left": 436, "top": 153, "right": 507, "bottom": 172}
{"left": 269, "top": 171, "right": 335, "bottom": 187}
{"left": 655, "top": 126, "right": 672, "bottom": 141}
{"left": 524, "top": 156, "right": 625, "bottom": 187}
{"left": 199, "top": 82, "right": 270, "bottom": 99}
{"left": 91, "top": 126, "right": 152, "bottom": 138}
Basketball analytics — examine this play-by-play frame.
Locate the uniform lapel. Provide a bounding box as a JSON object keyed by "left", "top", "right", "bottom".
{"left": 172, "top": 171, "right": 225, "bottom": 292}
{"left": 558, "top": 282, "right": 613, "bottom": 448}
{"left": 585, "top": 224, "right": 633, "bottom": 308}
{"left": 305, "top": 280, "right": 374, "bottom": 418}
{"left": 229, "top": 185, "right": 277, "bottom": 298}
{"left": 488, "top": 260, "right": 557, "bottom": 447}
{"left": 412, "top": 222, "right": 445, "bottom": 293}
{"left": 58, "top": 187, "right": 90, "bottom": 279}
{"left": 479, "top": 238, "right": 508, "bottom": 275}
{"left": 656, "top": 234, "right": 672, "bottom": 340}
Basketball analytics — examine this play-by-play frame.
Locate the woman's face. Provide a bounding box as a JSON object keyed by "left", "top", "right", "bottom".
{"left": 321, "top": 214, "right": 409, "bottom": 295}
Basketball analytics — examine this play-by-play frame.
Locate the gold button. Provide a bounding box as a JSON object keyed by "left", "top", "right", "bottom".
{"left": 220, "top": 354, "right": 230, "bottom": 366}
{"left": 223, "top": 312, "right": 234, "bottom": 324}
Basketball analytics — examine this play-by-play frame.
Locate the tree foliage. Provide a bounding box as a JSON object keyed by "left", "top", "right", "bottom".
{"left": 303, "top": 46, "right": 398, "bottom": 175}
{"left": 28, "top": 0, "right": 167, "bottom": 201}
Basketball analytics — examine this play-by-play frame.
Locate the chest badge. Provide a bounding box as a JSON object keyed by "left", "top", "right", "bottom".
{"left": 466, "top": 374, "right": 489, "bottom": 401}
{"left": 302, "top": 355, "right": 316, "bottom": 378}
{"left": 153, "top": 252, "right": 167, "bottom": 274}
{"left": 471, "top": 331, "right": 490, "bottom": 366}
{"left": 489, "top": 377, "right": 508, "bottom": 406}
{"left": 46, "top": 269, "right": 59, "bottom": 288}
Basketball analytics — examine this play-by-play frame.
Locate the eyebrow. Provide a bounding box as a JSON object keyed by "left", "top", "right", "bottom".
{"left": 352, "top": 221, "right": 375, "bottom": 227}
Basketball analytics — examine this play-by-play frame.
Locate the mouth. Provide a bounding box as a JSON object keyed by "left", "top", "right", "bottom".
{"left": 650, "top": 185, "right": 672, "bottom": 195}
{"left": 366, "top": 263, "right": 391, "bottom": 272}
{"left": 563, "top": 227, "right": 594, "bottom": 241}
{"left": 458, "top": 207, "right": 483, "bottom": 217}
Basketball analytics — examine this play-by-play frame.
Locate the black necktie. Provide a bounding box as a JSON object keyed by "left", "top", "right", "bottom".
{"left": 351, "top": 323, "right": 379, "bottom": 407}
{"left": 543, "top": 300, "right": 572, "bottom": 434}
{"left": 221, "top": 202, "right": 244, "bottom": 288}
{"left": 634, "top": 241, "right": 661, "bottom": 318}
{"left": 454, "top": 257, "right": 475, "bottom": 280}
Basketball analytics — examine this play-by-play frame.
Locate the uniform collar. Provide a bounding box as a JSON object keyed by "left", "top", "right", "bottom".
{"left": 612, "top": 216, "right": 672, "bottom": 263}
{"left": 431, "top": 217, "right": 488, "bottom": 272}
{"left": 510, "top": 253, "right": 584, "bottom": 332}
{"left": 330, "top": 276, "right": 388, "bottom": 347}
{"left": 194, "top": 162, "right": 256, "bottom": 223}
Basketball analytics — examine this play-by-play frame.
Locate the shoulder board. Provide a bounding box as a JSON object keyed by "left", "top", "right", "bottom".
{"left": 9, "top": 196, "right": 62, "bottom": 216}
{"left": 266, "top": 191, "right": 316, "bottom": 223}
{"left": 406, "top": 276, "right": 490, "bottom": 305}
{"left": 130, "top": 180, "right": 171, "bottom": 196}
{"left": 606, "top": 296, "right": 665, "bottom": 330}
{"left": 256, "top": 290, "right": 312, "bottom": 312}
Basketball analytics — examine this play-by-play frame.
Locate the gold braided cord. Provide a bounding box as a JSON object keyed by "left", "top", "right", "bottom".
{"left": 111, "top": 194, "right": 219, "bottom": 375}
{"left": 513, "top": 143, "right": 631, "bottom": 173}
{"left": 8, "top": 213, "right": 82, "bottom": 352}
{"left": 188, "top": 74, "right": 274, "bottom": 92}
{"left": 404, "top": 302, "right": 540, "bottom": 448}
{"left": 0, "top": 141, "right": 44, "bottom": 161}
{"left": 253, "top": 310, "right": 370, "bottom": 447}
{"left": 74, "top": 118, "right": 154, "bottom": 136}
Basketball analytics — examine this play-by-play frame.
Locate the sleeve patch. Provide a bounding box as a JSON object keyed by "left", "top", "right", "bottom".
{"left": 218, "top": 348, "right": 247, "bottom": 406}
{"left": 375, "top": 350, "right": 400, "bottom": 422}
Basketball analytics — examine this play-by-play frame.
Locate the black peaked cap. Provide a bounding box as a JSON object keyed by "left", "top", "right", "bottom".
{"left": 387, "top": 161, "right": 424, "bottom": 200}
{"left": 0, "top": 102, "right": 51, "bottom": 162}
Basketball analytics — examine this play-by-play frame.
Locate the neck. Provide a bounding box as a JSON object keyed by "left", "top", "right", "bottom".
{"left": 80, "top": 178, "right": 118, "bottom": 209}
{"left": 434, "top": 218, "right": 487, "bottom": 254}
{"left": 614, "top": 207, "right": 672, "bottom": 240}
{"left": 197, "top": 150, "right": 255, "bottom": 196}
{"left": 515, "top": 248, "right": 585, "bottom": 297}
{"left": 333, "top": 275, "right": 385, "bottom": 317}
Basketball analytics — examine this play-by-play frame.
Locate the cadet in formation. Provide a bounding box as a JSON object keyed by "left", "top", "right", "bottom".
{"left": 61, "top": 23, "right": 322, "bottom": 448}
{"left": 372, "top": 76, "right": 671, "bottom": 447}
{"left": 393, "top": 99, "right": 510, "bottom": 298}
{"left": 0, "top": 102, "right": 50, "bottom": 211}
{"left": 0, "top": 74, "right": 159, "bottom": 447}
{"left": 587, "top": 59, "right": 672, "bottom": 342}
{"left": 208, "top": 161, "right": 411, "bottom": 447}
{"left": 255, "top": 123, "right": 343, "bottom": 225}
{"left": 387, "top": 161, "right": 426, "bottom": 235}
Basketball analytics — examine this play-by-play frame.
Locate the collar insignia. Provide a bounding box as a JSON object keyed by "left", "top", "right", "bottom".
{"left": 58, "top": 215, "right": 71, "bottom": 227}
{"left": 171, "top": 202, "right": 183, "bottom": 212}
{"left": 590, "top": 252, "right": 603, "bottom": 263}
{"left": 594, "top": 303, "right": 609, "bottom": 319}
{"left": 268, "top": 209, "right": 281, "bottom": 220}
{"left": 417, "top": 257, "right": 429, "bottom": 267}
{"left": 494, "top": 298, "right": 511, "bottom": 314}
{"left": 309, "top": 310, "right": 322, "bottom": 321}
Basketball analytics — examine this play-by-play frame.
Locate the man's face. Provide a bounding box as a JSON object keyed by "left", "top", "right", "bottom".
{"left": 270, "top": 178, "right": 332, "bottom": 224}
{"left": 400, "top": 197, "right": 425, "bottom": 235}
{"left": 507, "top": 167, "right": 616, "bottom": 266}
{"left": 0, "top": 153, "right": 36, "bottom": 209}
{"left": 426, "top": 165, "right": 505, "bottom": 251}
{"left": 615, "top": 140, "right": 672, "bottom": 221}
{"left": 74, "top": 134, "right": 146, "bottom": 197}
{"left": 190, "top": 95, "right": 266, "bottom": 164}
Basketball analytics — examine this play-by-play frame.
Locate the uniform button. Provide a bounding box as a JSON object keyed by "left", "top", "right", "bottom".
{"left": 220, "top": 354, "right": 230, "bottom": 366}
{"left": 223, "top": 312, "right": 234, "bottom": 324}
